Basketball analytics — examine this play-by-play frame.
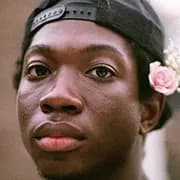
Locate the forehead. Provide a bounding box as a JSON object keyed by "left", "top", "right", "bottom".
{"left": 30, "top": 20, "right": 134, "bottom": 58}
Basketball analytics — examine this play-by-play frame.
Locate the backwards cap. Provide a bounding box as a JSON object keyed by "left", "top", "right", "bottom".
{"left": 30, "top": 0, "right": 164, "bottom": 61}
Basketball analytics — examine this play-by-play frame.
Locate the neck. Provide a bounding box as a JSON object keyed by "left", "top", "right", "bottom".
{"left": 108, "top": 136, "right": 144, "bottom": 180}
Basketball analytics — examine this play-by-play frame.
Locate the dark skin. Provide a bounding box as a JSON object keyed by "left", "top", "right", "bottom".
{"left": 16, "top": 20, "right": 164, "bottom": 180}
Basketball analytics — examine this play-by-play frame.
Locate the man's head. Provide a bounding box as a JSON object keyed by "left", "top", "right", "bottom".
{"left": 15, "top": 0, "right": 171, "bottom": 179}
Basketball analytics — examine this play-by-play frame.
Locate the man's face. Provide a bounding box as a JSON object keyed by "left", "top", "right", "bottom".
{"left": 17, "top": 20, "right": 142, "bottom": 179}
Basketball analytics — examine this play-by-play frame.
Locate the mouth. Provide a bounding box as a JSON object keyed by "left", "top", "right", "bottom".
{"left": 33, "top": 122, "right": 86, "bottom": 152}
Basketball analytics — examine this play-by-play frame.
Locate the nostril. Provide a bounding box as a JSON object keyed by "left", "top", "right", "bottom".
{"left": 62, "top": 105, "right": 77, "bottom": 113}
{"left": 40, "top": 103, "right": 80, "bottom": 114}
{"left": 41, "top": 104, "right": 54, "bottom": 113}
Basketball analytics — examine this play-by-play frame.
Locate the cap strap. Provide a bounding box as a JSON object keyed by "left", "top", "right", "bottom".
{"left": 31, "top": 4, "right": 97, "bottom": 32}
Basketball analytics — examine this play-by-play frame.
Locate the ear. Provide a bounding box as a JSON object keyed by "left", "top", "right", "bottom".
{"left": 139, "top": 93, "right": 166, "bottom": 135}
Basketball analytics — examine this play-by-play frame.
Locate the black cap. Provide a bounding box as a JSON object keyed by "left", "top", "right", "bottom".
{"left": 31, "top": 0, "right": 164, "bottom": 61}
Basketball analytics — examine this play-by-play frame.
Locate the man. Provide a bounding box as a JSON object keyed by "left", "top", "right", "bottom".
{"left": 14, "top": 0, "right": 178, "bottom": 179}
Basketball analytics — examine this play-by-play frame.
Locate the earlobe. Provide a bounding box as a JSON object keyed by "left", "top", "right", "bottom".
{"left": 139, "top": 93, "right": 166, "bottom": 135}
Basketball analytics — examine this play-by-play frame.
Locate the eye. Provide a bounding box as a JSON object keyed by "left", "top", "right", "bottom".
{"left": 87, "top": 65, "right": 115, "bottom": 79}
{"left": 26, "top": 64, "right": 51, "bottom": 80}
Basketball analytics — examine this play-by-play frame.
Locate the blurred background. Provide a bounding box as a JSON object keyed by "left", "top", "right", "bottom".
{"left": 0, "top": 0, "right": 179, "bottom": 179}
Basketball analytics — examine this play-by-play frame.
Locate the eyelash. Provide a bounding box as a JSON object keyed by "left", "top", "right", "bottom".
{"left": 24, "top": 62, "right": 116, "bottom": 81}
{"left": 25, "top": 63, "right": 52, "bottom": 81}
{"left": 86, "top": 64, "right": 116, "bottom": 80}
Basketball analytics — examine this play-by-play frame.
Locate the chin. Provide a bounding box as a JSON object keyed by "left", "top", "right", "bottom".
{"left": 36, "top": 160, "right": 89, "bottom": 180}
{"left": 38, "top": 169, "right": 84, "bottom": 180}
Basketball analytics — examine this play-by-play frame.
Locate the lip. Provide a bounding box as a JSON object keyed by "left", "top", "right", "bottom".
{"left": 36, "top": 136, "right": 83, "bottom": 152}
{"left": 32, "top": 122, "right": 86, "bottom": 152}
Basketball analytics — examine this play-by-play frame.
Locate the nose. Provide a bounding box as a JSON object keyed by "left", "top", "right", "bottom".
{"left": 40, "top": 74, "right": 84, "bottom": 115}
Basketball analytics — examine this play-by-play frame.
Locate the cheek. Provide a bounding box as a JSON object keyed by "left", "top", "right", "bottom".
{"left": 93, "top": 99, "right": 141, "bottom": 142}
{"left": 16, "top": 80, "right": 46, "bottom": 124}
{"left": 17, "top": 88, "right": 39, "bottom": 123}
{"left": 87, "top": 105, "right": 141, "bottom": 166}
{"left": 83, "top": 85, "right": 141, "bottom": 161}
{"left": 16, "top": 85, "right": 41, "bottom": 146}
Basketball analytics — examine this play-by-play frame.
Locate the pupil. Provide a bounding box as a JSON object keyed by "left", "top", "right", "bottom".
{"left": 36, "top": 66, "right": 47, "bottom": 76}
{"left": 97, "top": 68, "right": 107, "bottom": 77}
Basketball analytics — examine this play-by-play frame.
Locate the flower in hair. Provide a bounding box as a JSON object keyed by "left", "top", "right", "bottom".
{"left": 149, "top": 40, "right": 180, "bottom": 95}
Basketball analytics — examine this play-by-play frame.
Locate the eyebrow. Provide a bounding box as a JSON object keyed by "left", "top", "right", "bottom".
{"left": 24, "top": 44, "right": 52, "bottom": 59}
{"left": 83, "top": 44, "right": 123, "bottom": 57}
{"left": 25, "top": 43, "right": 124, "bottom": 59}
